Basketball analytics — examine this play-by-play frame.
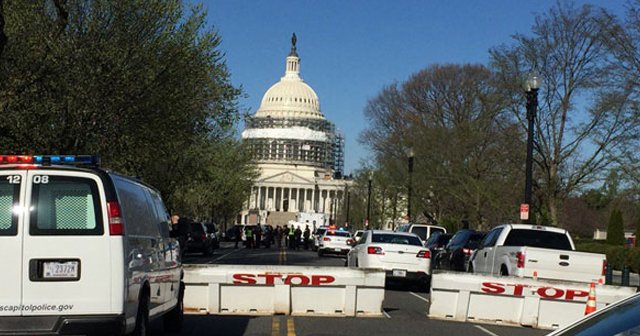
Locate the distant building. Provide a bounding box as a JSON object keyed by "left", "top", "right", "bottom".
{"left": 239, "top": 34, "right": 349, "bottom": 229}
{"left": 593, "top": 229, "right": 636, "bottom": 246}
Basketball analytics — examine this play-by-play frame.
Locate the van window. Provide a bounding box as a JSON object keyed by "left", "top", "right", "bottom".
{"left": 30, "top": 176, "right": 103, "bottom": 235}
{"left": 115, "top": 179, "right": 157, "bottom": 237}
{"left": 0, "top": 178, "right": 19, "bottom": 236}
{"left": 411, "top": 226, "right": 429, "bottom": 241}
{"left": 148, "top": 189, "right": 171, "bottom": 238}
{"left": 431, "top": 227, "right": 445, "bottom": 235}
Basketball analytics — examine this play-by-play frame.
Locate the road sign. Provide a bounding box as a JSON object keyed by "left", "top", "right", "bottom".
{"left": 520, "top": 203, "right": 529, "bottom": 221}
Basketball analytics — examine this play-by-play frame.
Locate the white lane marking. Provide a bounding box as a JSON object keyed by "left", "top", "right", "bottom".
{"left": 475, "top": 325, "right": 500, "bottom": 336}
{"left": 409, "top": 292, "right": 429, "bottom": 303}
{"left": 210, "top": 248, "right": 241, "bottom": 262}
{"left": 382, "top": 309, "right": 391, "bottom": 319}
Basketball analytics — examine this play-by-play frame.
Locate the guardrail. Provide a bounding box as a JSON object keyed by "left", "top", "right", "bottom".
{"left": 428, "top": 271, "right": 637, "bottom": 329}
{"left": 183, "top": 264, "right": 385, "bottom": 317}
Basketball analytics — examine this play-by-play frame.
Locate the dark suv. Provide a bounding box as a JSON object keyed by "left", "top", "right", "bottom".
{"left": 179, "top": 219, "right": 214, "bottom": 256}
{"left": 436, "top": 229, "right": 484, "bottom": 271}
{"left": 426, "top": 231, "right": 452, "bottom": 265}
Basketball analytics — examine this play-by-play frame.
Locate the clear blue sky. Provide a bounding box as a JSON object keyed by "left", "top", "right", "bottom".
{"left": 203, "top": 0, "right": 627, "bottom": 176}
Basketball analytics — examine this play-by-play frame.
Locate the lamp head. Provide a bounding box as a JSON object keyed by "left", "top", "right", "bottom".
{"left": 525, "top": 73, "right": 540, "bottom": 92}
{"left": 406, "top": 147, "right": 415, "bottom": 158}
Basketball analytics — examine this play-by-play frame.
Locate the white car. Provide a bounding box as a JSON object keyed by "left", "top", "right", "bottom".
{"left": 347, "top": 230, "right": 431, "bottom": 286}
{"left": 318, "top": 229, "right": 353, "bottom": 257}
{"left": 312, "top": 226, "right": 329, "bottom": 251}
{"left": 0, "top": 155, "right": 183, "bottom": 335}
{"left": 395, "top": 223, "right": 447, "bottom": 245}
{"left": 353, "top": 230, "right": 364, "bottom": 242}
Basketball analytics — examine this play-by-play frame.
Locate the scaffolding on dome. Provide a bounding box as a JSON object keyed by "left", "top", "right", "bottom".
{"left": 243, "top": 116, "right": 345, "bottom": 174}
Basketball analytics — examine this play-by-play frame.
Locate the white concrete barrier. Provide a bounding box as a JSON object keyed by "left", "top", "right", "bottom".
{"left": 429, "top": 271, "right": 637, "bottom": 329}
{"left": 183, "top": 264, "right": 385, "bottom": 317}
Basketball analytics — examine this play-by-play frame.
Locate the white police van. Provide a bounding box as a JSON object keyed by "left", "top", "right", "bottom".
{"left": 0, "top": 155, "right": 184, "bottom": 335}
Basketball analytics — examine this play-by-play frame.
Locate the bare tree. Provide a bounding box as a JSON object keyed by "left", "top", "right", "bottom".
{"left": 490, "top": 3, "right": 637, "bottom": 225}
{"left": 598, "top": 1, "right": 640, "bottom": 185}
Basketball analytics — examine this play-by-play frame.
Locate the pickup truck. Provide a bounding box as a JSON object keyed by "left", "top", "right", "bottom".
{"left": 469, "top": 224, "right": 606, "bottom": 284}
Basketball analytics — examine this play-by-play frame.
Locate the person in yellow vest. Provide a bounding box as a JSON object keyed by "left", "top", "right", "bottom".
{"left": 288, "top": 225, "right": 295, "bottom": 250}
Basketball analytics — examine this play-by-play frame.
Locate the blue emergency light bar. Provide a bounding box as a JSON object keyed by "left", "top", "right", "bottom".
{"left": 0, "top": 155, "right": 100, "bottom": 166}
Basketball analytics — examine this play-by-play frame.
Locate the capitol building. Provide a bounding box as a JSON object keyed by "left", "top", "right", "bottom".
{"left": 239, "top": 34, "right": 349, "bottom": 228}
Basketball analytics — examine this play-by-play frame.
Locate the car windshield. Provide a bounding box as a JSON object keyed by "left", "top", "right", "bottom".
{"left": 372, "top": 233, "right": 422, "bottom": 246}
{"left": 555, "top": 293, "right": 640, "bottom": 335}
{"left": 316, "top": 228, "right": 327, "bottom": 235}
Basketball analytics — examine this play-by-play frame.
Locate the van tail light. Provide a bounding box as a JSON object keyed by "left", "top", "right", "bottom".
{"left": 367, "top": 246, "right": 384, "bottom": 255}
{"left": 323, "top": 237, "right": 331, "bottom": 241}
{"left": 602, "top": 259, "right": 607, "bottom": 276}
{"left": 416, "top": 250, "right": 431, "bottom": 259}
{"left": 201, "top": 234, "right": 206, "bottom": 242}
{"left": 516, "top": 252, "right": 525, "bottom": 268}
{"left": 463, "top": 248, "right": 474, "bottom": 256}
{"left": 346, "top": 239, "right": 354, "bottom": 245}
{"left": 107, "top": 201, "right": 124, "bottom": 235}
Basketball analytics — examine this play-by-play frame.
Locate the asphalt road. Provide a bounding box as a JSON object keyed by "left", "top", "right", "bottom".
{"left": 150, "top": 241, "right": 550, "bottom": 336}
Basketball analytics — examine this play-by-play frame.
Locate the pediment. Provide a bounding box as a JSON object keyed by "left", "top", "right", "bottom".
{"left": 259, "top": 171, "right": 313, "bottom": 184}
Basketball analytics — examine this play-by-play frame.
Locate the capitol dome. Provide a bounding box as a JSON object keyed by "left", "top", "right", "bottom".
{"left": 255, "top": 37, "right": 324, "bottom": 120}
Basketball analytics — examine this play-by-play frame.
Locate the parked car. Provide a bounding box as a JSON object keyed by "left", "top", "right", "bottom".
{"left": 546, "top": 291, "right": 640, "bottom": 335}
{"left": 183, "top": 221, "right": 214, "bottom": 256}
{"left": 353, "top": 230, "right": 365, "bottom": 242}
{"left": 204, "top": 223, "right": 220, "bottom": 249}
{"left": 0, "top": 154, "right": 184, "bottom": 335}
{"left": 318, "top": 229, "right": 353, "bottom": 256}
{"left": 347, "top": 230, "right": 431, "bottom": 287}
{"left": 225, "top": 224, "right": 244, "bottom": 241}
{"left": 395, "top": 223, "right": 447, "bottom": 245}
{"left": 435, "top": 229, "right": 484, "bottom": 271}
{"left": 425, "top": 231, "right": 452, "bottom": 265}
{"left": 312, "top": 226, "right": 329, "bottom": 251}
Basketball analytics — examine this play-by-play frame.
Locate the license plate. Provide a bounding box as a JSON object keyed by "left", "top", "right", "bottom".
{"left": 334, "top": 248, "right": 342, "bottom": 252}
{"left": 392, "top": 269, "right": 407, "bottom": 277}
{"left": 43, "top": 261, "right": 79, "bottom": 279}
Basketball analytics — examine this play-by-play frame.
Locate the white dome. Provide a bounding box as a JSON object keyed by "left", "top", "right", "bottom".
{"left": 255, "top": 53, "right": 324, "bottom": 120}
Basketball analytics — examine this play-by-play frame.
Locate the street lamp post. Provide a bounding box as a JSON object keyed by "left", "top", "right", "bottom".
{"left": 524, "top": 74, "right": 540, "bottom": 224}
{"left": 407, "top": 147, "right": 414, "bottom": 223}
{"left": 366, "top": 171, "right": 373, "bottom": 229}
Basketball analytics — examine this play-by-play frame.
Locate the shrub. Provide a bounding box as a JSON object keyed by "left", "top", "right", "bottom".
{"left": 606, "top": 209, "right": 625, "bottom": 246}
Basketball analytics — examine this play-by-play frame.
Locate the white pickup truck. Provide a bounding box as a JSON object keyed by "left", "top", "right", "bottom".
{"left": 469, "top": 224, "right": 606, "bottom": 284}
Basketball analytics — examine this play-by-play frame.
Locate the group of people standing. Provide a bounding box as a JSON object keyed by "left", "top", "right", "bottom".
{"left": 234, "top": 223, "right": 312, "bottom": 250}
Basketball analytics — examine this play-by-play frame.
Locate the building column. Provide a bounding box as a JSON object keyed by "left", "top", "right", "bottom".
{"left": 311, "top": 188, "right": 316, "bottom": 212}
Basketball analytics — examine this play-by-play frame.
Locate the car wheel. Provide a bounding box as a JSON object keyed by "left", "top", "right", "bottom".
{"left": 130, "top": 290, "right": 149, "bottom": 336}
{"left": 317, "top": 250, "right": 324, "bottom": 257}
{"left": 164, "top": 282, "right": 184, "bottom": 332}
{"left": 500, "top": 265, "right": 509, "bottom": 276}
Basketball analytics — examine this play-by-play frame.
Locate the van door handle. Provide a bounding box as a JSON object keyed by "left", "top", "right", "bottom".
{"left": 484, "top": 251, "right": 487, "bottom": 257}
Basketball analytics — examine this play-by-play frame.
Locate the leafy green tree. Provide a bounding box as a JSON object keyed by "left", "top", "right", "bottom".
{"left": 607, "top": 208, "right": 625, "bottom": 246}
{"left": 0, "top": 1, "right": 255, "bottom": 219}
{"left": 636, "top": 214, "right": 640, "bottom": 247}
{"left": 360, "top": 64, "right": 522, "bottom": 228}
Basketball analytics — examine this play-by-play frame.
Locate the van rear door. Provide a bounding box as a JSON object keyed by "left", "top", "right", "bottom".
{"left": 0, "top": 171, "right": 26, "bottom": 316}
{"left": 21, "top": 170, "right": 114, "bottom": 316}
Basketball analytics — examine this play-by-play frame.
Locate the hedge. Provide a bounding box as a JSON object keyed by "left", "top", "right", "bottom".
{"left": 575, "top": 242, "right": 640, "bottom": 273}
